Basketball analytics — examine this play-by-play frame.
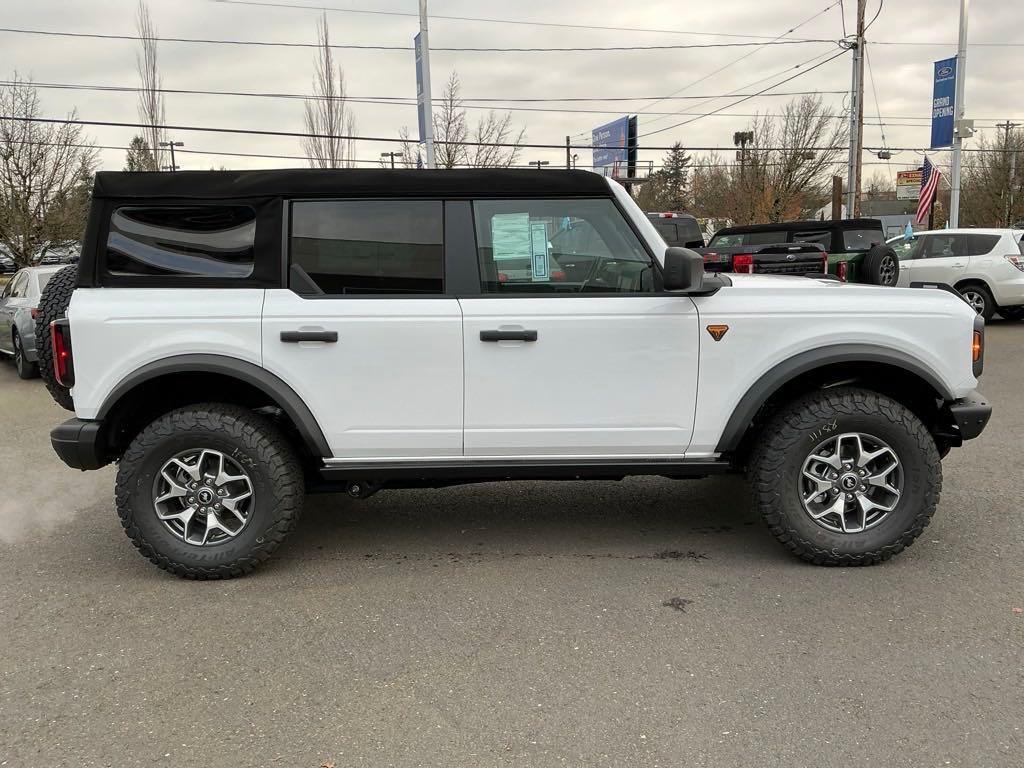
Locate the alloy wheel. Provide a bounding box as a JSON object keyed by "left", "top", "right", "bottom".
{"left": 962, "top": 290, "right": 986, "bottom": 315}
{"left": 879, "top": 255, "right": 897, "bottom": 285}
{"left": 153, "top": 448, "right": 255, "bottom": 546}
{"left": 799, "top": 432, "right": 903, "bottom": 534}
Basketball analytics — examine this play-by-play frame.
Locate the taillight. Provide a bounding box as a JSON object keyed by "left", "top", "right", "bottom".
{"left": 733, "top": 254, "right": 753, "bottom": 273}
{"left": 31, "top": 308, "right": 40, "bottom": 320}
{"left": 702, "top": 252, "right": 722, "bottom": 263}
{"left": 50, "top": 319, "right": 74, "bottom": 388}
{"left": 1004, "top": 255, "right": 1024, "bottom": 273}
{"left": 837, "top": 261, "right": 848, "bottom": 282}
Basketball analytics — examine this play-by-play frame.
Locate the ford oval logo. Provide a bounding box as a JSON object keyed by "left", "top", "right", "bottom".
{"left": 938, "top": 66, "right": 953, "bottom": 77}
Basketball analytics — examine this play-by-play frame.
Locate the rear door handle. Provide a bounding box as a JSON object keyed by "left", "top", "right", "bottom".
{"left": 280, "top": 330, "right": 338, "bottom": 343}
{"left": 480, "top": 330, "right": 538, "bottom": 342}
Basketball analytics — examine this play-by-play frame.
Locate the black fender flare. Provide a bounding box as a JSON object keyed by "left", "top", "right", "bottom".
{"left": 96, "top": 354, "right": 332, "bottom": 458}
{"left": 714, "top": 344, "right": 955, "bottom": 453}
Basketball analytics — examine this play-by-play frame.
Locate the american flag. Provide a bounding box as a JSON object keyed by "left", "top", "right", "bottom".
{"left": 915, "top": 157, "right": 942, "bottom": 225}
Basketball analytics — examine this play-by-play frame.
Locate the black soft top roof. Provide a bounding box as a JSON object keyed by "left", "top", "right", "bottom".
{"left": 713, "top": 218, "right": 883, "bottom": 236}
{"left": 91, "top": 168, "right": 612, "bottom": 200}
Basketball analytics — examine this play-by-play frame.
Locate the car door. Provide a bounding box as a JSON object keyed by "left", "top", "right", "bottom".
{"left": 909, "top": 234, "right": 969, "bottom": 284}
{"left": 0, "top": 271, "right": 26, "bottom": 353}
{"left": 261, "top": 199, "right": 465, "bottom": 460}
{"left": 459, "top": 197, "right": 700, "bottom": 457}
{"left": 892, "top": 235, "right": 922, "bottom": 286}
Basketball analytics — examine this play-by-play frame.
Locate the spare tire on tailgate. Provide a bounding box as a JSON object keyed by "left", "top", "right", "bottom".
{"left": 35, "top": 263, "right": 78, "bottom": 411}
{"left": 861, "top": 244, "right": 900, "bottom": 286}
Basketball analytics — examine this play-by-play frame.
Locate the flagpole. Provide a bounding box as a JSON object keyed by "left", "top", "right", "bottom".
{"left": 949, "top": 0, "right": 969, "bottom": 228}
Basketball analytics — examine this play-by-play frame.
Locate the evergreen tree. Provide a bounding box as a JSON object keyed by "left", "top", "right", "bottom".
{"left": 124, "top": 135, "right": 158, "bottom": 171}
{"left": 637, "top": 142, "right": 691, "bottom": 211}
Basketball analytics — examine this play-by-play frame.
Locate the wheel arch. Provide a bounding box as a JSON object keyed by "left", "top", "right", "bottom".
{"left": 715, "top": 344, "right": 955, "bottom": 456}
{"left": 97, "top": 354, "right": 331, "bottom": 462}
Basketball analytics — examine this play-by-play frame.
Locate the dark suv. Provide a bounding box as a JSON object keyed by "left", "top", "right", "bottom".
{"left": 706, "top": 218, "right": 898, "bottom": 285}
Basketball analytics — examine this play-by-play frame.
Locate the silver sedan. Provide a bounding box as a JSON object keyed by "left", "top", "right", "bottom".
{"left": 0, "top": 266, "right": 63, "bottom": 379}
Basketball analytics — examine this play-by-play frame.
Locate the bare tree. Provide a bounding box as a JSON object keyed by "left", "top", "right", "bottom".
{"left": 399, "top": 71, "right": 525, "bottom": 169}
{"left": 689, "top": 95, "right": 847, "bottom": 225}
{"left": 302, "top": 13, "right": 357, "bottom": 168}
{"left": 960, "top": 128, "right": 1024, "bottom": 227}
{"left": 0, "top": 75, "right": 98, "bottom": 267}
{"left": 135, "top": 1, "right": 165, "bottom": 170}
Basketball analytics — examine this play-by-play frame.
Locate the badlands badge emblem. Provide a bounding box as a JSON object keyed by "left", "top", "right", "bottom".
{"left": 706, "top": 325, "right": 729, "bottom": 341}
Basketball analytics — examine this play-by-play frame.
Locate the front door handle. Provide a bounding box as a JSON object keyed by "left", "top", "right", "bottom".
{"left": 280, "top": 330, "right": 338, "bottom": 343}
{"left": 480, "top": 330, "right": 538, "bottom": 342}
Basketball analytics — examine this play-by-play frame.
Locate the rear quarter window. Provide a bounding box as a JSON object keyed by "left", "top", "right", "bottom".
{"left": 965, "top": 234, "right": 1000, "bottom": 256}
{"left": 105, "top": 205, "right": 257, "bottom": 278}
{"left": 842, "top": 228, "right": 884, "bottom": 251}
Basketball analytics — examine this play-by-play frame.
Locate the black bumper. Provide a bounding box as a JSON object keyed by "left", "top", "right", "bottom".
{"left": 51, "top": 418, "right": 109, "bottom": 470}
{"left": 945, "top": 390, "right": 992, "bottom": 441}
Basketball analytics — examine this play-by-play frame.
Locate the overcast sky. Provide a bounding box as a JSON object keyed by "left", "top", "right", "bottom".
{"left": 4, "top": 0, "right": 1022, "bottom": 180}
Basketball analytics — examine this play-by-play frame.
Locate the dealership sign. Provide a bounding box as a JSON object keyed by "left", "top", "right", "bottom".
{"left": 896, "top": 170, "right": 923, "bottom": 200}
{"left": 930, "top": 57, "right": 957, "bottom": 149}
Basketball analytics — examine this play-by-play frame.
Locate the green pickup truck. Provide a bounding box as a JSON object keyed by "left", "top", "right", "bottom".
{"left": 706, "top": 218, "right": 899, "bottom": 285}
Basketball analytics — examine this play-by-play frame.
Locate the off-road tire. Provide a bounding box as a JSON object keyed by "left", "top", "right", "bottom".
{"left": 13, "top": 330, "right": 39, "bottom": 379}
{"left": 998, "top": 305, "right": 1024, "bottom": 322}
{"left": 958, "top": 283, "right": 995, "bottom": 321}
{"left": 861, "top": 244, "right": 900, "bottom": 286}
{"left": 34, "top": 263, "right": 78, "bottom": 410}
{"left": 115, "top": 403, "right": 304, "bottom": 579}
{"left": 748, "top": 387, "right": 941, "bottom": 566}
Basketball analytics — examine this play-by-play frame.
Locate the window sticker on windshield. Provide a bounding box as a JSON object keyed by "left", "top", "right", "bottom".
{"left": 491, "top": 213, "right": 531, "bottom": 261}
{"left": 530, "top": 221, "right": 549, "bottom": 281}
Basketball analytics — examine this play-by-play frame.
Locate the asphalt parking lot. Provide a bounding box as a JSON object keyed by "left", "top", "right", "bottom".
{"left": 1, "top": 324, "right": 1022, "bottom": 768}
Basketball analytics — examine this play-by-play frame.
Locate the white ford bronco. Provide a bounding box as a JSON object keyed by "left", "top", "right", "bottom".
{"left": 40, "top": 169, "right": 991, "bottom": 578}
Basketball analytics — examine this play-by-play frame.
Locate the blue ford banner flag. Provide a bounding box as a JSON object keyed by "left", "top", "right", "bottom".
{"left": 930, "top": 57, "right": 957, "bottom": 149}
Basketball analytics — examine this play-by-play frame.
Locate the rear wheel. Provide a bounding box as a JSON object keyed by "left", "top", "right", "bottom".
{"left": 13, "top": 331, "right": 39, "bottom": 379}
{"left": 34, "top": 263, "right": 78, "bottom": 410}
{"left": 115, "top": 403, "right": 305, "bottom": 579}
{"left": 861, "top": 244, "right": 900, "bottom": 286}
{"left": 748, "top": 387, "right": 940, "bottom": 566}
{"left": 958, "top": 283, "right": 995, "bottom": 321}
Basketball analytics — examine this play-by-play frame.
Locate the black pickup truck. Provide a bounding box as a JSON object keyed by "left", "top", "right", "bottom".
{"left": 697, "top": 241, "right": 828, "bottom": 276}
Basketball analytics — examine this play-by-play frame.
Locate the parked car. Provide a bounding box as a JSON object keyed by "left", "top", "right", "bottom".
{"left": 697, "top": 240, "right": 828, "bottom": 276}
{"left": 0, "top": 265, "right": 63, "bottom": 378}
{"left": 646, "top": 212, "right": 705, "bottom": 248}
{"left": 888, "top": 229, "right": 1024, "bottom": 320}
{"left": 706, "top": 218, "right": 898, "bottom": 285}
{"left": 42, "top": 169, "right": 989, "bottom": 579}
{"left": 0, "top": 251, "right": 16, "bottom": 274}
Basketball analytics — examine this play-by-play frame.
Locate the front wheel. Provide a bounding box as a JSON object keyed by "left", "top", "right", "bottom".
{"left": 115, "top": 403, "right": 305, "bottom": 579}
{"left": 748, "top": 387, "right": 941, "bottom": 566}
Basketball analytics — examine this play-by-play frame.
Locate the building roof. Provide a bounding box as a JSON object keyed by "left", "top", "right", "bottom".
{"left": 91, "top": 168, "right": 612, "bottom": 200}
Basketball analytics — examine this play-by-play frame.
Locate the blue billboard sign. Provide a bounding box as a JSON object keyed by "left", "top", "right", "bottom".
{"left": 592, "top": 117, "right": 630, "bottom": 176}
{"left": 930, "top": 56, "right": 957, "bottom": 149}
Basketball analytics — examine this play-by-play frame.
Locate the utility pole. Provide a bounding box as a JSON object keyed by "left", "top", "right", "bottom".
{"left": 416, "top": 0, "right": 436, "bottom": 169}
{"left": 380, "top": 151, "right": 401, "bottom": 169}
{"left": 997, "top": 121, "right": 1019, "bottom": 226}
{"left": 846, "top": 0, "right": 866, "bottom": 217}
{"left": 832, "top": 175, "right": 844, "bottom": 220}
{"left": 531, "top": 160, "right": 550, "bottom": 170}
{"left": 565, "top": 136, "right": 572, "bottom": 169}
{"left": 949, "top": 0, "right": 970, "bottom": 228}
{"left": 159, "top": 139, "right": 183, "bottom": 171}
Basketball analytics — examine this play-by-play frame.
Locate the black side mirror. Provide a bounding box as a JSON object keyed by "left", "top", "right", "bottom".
{"left": 662, "top": 247, "right": 704, "bottom": 292}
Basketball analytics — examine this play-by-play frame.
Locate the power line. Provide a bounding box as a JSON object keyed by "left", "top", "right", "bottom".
{"left": 1, "top": 114, "right": 1013, "bottom": 153}
{"left": 206, "top": 0, "right": 836, "bottom": 41}
{"left": 638, "top": 48, "right": 849, "bottom": 138}
{"left": 0, "top": 26, "right": 833, "bottom": 52}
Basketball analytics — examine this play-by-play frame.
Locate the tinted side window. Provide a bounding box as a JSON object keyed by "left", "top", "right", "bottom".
{"left": 965, "top": 234, "right": 1000, "bottom": 256}
{"left": 106, "top": 206, "right": 256, "bottom": 278}
{"left": 290, "top": 200, "right": 443, "bottom": 295}
{"left": 842, "top": 228, "right": 884, "bottom": 251}
{"left": 474, "top": 199, "right": 653, "bottom": 294}
{"left": 651, "top": 221, "right": 679, "bottom": 244}
{"left": 921, "top": 234, "right": 966, "bottom": 258}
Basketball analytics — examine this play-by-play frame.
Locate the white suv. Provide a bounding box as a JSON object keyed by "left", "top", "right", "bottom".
{"left": 39, "top": 169, "right": 991, "bottom": 578}
{"left": 890, "top": 228, "right": 1024, "bottom": 320}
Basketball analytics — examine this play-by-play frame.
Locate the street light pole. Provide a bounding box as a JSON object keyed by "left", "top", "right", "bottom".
{"left": 381, "top": 151, "right": 401, "bottom": 169}
{"left": 531, "top": 160, "right": 550, "bottom": 170}
{"left": 949, "top": 0, "right": 970, "bottom": 228}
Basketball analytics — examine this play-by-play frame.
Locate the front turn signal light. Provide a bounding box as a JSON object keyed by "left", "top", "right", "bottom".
{"left": 972, "top": 330, "right": 983, "bottom": 362}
